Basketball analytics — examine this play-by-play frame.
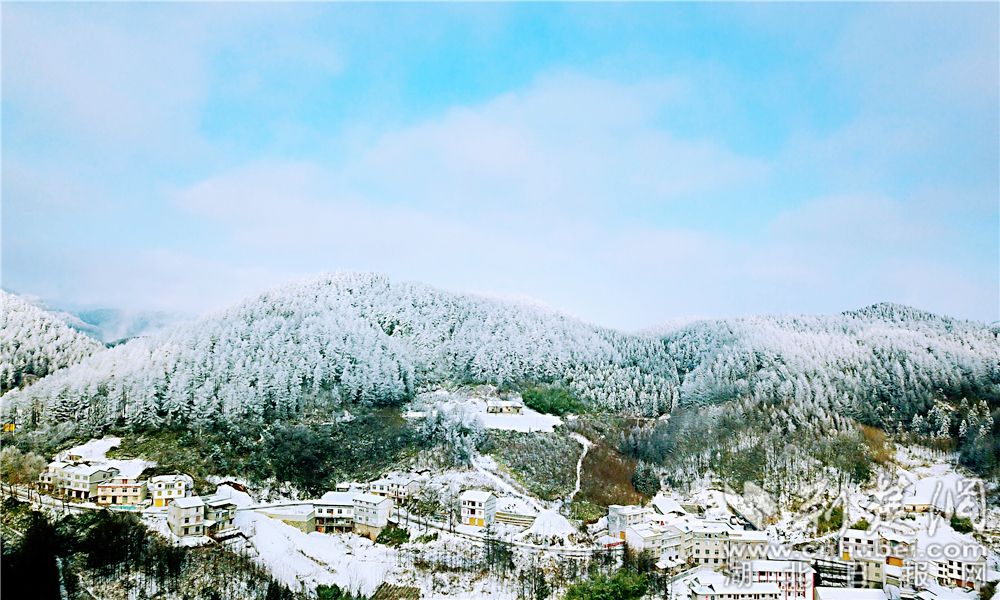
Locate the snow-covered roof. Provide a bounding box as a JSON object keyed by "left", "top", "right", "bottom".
{"left": 691, "top": 578, "right": 779, "bottom": 596}
{"left": 354, "top": 493, "right": 392, "bottom": 506}
{"left": 486, "top": 399, "right": 523, "bottom": 408}
{"left": 151, "top": 474, "right": 193, "bottom": 483}
{"left": 651, "top": 495, "right": 686, "bottom": 516}
{"left": 730, "top": 529, "right": 769, "bottom": 542}
{"left": 609, "top": 504, "right": 650, "bottom": 516}
{"left": 747, "top": 559, "right": 814, "bottom": 574}
{"left": 263, "top": 504, "right": 314, "bottom": 518}
{"left": 172, "top": 496, "right": 204, "bottom": 509}
{"left": 460, "top": 489, "right": 495, "bottom": 502}
{"left": 815, "top": 587, "right": 887, "bottom": 600}
{"left": 64, "top": 463, "right": 118, "bottom": 477}
{"left": 319, "top": 491, "right": 358, "bottom": 506}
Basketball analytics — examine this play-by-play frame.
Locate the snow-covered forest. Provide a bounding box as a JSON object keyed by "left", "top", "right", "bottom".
{"left": 1, "top": 274, "right": 997, "bottom": 481}
{"left": 0, "top": 291, "right": 103, "bottom": 394}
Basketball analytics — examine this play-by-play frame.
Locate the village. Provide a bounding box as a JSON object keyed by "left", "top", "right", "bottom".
{"left": 12, "top": 422, "right": 997, "bottom": 600}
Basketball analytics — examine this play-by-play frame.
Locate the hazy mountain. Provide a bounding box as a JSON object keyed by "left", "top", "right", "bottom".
{"left": 0, "top": 291, "right": 104, "bottom": 394}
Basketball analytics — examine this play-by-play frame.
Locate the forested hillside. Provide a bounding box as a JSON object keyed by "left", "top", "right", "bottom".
{"left": 619, "top": 304, "right": 1000, "bottom": 495}
{"left": 0, "top": 291, "right": 103, "bottom": 394}
{"left": 0, "top": 273, "right": 678, "bottom": 432}
{"left": 2, "top": 277, "right": 997, "bottom": 490}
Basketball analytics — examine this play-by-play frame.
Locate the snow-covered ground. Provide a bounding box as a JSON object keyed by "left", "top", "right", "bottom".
{"left": 415, "top": 389, "right": 562, "bottom": 433}
{"left": 61, "top": 436, "right": 155, "bottom": 479}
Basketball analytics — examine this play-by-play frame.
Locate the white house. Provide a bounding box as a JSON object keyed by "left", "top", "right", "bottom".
{"left": 315, "top": 491, "right": 358, "bottom": 533}
{"left": 486, "top": 399, "right": 524, "bottom": 414}
{"left": 167, "top": 496, "right": 206, "bottom": 537}
{"left": 745, "top": 560, "right": 815, "bottom": 600}
{"left": 368, "top": 474, "right": 422, "bottom": 502}
{"left": 460, "top": 490, "right": 497, "bottom": 527}
{"left": 149, "top": 474, "right": 194, "bottom": 507}
{"left": 353, "top": 493, "right": 393, "bottom": 539}
{"left": 607, "top": 505, "right": 653, "bottom": 539}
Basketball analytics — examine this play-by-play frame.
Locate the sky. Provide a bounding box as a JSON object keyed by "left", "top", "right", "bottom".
{"left": 2, "top": 3, "right": 998, "bottom": 330}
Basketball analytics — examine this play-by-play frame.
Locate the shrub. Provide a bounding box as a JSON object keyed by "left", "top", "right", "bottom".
{"left": 850, "top": 518, "right": 870, "bottom": 531}
{"left": 521, "top": 386, "right": 586, "bottom": 416}
{"left": 951, "top": 515, "right": 974, "bottom": 534}
{"left": 564, "top": 569, "right": 648, "bottom": 600}
{"left": 375, "top": 525, "right": 410, "bottom": 547}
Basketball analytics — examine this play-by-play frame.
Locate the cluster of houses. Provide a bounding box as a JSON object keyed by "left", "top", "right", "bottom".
{"left": 839, "top": 524, "right": 987, "bottom": 592}
{"left": 603, "top": 494, "right": 991, "bottom": 600}
{"left": 37, "top": 454, "right": 197, "bottom": 509}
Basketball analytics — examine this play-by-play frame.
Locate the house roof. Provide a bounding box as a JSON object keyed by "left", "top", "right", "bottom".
{"left": 319, "top": 491, "right": 358, "bottom": 506}
{"left": 151, "top": 474, "right": 193, "bottom": 484}
{"left": 64, "top": 463, "right": 118, "bottom": 477}
{"left": 172, "top": 496, "right": 204, "bottom": 509}
{"left": 460, "top": 489, "right": 495, "bottom": 502}
{"left": 747, "top": 560, "right": 815, "bottom": 574}
{"left": 651, "top": 495, "right": 686, "bottom": 516}
{"left": 354, "top": 493, "right": 392, "bottom": 506}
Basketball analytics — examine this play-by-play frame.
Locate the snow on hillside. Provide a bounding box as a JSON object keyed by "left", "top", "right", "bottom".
{"left": 0, "top": 290, "right": 103, "bottom": 393}
{"left": 414, "top": 389, "right": 562, "bottom": 433}
{"left": 664, "top": 304, "right": 999, "bottom": 433}
{"left": 1, "top": 272, "right": 679, "bottom": 429}
{"left": 59, "top": 436, "right": 155, "bottom": 479}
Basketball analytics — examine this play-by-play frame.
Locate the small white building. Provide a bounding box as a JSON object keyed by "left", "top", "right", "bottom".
{"left": 150, "top": 474, "right": 194, "bottom": 507}
{"left": 745, "top": 559, "right": 815, "bottom": 600}
{"left": 368, "top": 474, "right": 422, "bottom": 502}
{"left": 486, "top": 399, "right": 524, "bottom": 414}
{"left": 460, "top": 490, "right": 497, "bottom": 527}
{"left": 353, "top": 493, "right": 393, "bottom": 539}
{"left": 167, "top": 496, "right": 206, "bottom": 537}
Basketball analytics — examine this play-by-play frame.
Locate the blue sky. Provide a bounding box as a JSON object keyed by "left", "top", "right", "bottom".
{"left": 3, "top": 3, "right": 997, "bottom": 329}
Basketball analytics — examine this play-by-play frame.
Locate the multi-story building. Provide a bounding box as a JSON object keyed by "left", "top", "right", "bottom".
{"left": 202, "top": 494, "right": 238, "bottom": 537}
{"left": 460, "top": 490, "right": 496, "bottom": 527}
{"left": 167, "top": 496, "right": 206, "bottom": 537}
{"left": 353, "top": 493, "right": 393, "bottom": 539}
{"left": 315, "top": 491, "right": 358, "bottom": 533}
{"left": 607, "top": 505, "right": 653, "bottom": 539}
{"left": 96, "top": 476, "right": 146, "bottom": 507}
{"left": 149, "top": 474, "right": 194, "bottom": 507}
{"left": 684, "top": 520, "right": 736, "bottom": 568}
{"left": 367, "top": 474, "right": 421, "bottom": 502}
{"left": 38, "top": 461, "right": 119, "bottom": 500}
{"left": 745, "top": 560, "right": 815, "bottom": 600}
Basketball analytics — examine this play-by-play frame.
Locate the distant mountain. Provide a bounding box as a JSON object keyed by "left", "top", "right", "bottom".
{"left": 0, "top": 291, "right": 104, "bottom": 394}
{"left": 53, "top": 307, "right": 186, "bottom": 344}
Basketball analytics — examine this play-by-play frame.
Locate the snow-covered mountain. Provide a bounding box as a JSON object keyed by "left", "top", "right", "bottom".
{"left": 0, "top": 290, "right": 104, "bottom": 394}
{"left": 1, "top": 277, "right": 996, "bottom": 454}
{"left": 0, "top": 273, "right": 678, "bottom": 430}
{"left": 54, "top": 307, "right": 186, "bottom": 344}
{"left": 664, "top": 303, "right": 999, "bottom": 434}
